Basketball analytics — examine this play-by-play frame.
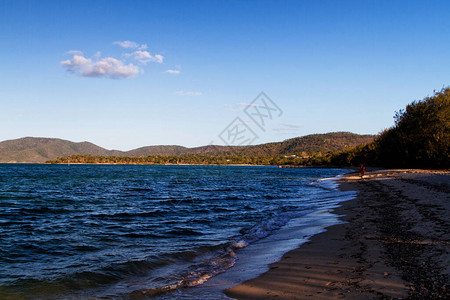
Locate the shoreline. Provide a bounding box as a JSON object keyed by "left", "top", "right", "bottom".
{"left": 0, "top": 162, "right": 358, "bottom": 169}
{"left": 0, "top": 162, "right": 274, "bottom": 167}
{"left": 155, "top": 170, "right": 356, "bottom": 299}
{"left": 224, "top": 169, "right": 449, "bottom": 299}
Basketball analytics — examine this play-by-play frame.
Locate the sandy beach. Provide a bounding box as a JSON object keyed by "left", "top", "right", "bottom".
{"left": 225, "top": 169, "right": 449, "bottom": 299}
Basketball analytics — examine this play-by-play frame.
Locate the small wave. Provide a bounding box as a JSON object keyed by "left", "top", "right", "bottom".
{"left": 242, "top": 213, "right": 291, "bottom": 243}
{"left": 126, "top": 248, "right": 238, "bottom": 298}
{"left": 71, "top": 244, "right": 101, "bottom": 252}
{"left": 90, "top": 210, "right": 164, "bottom": 219}
{"left": 166, "top": 228, "right": 202, "bottom": 236}
{"left": 159, "top": 198, "right": 204, "bottom": 205}
{"left": 224, "top": 195, "right": 246, "bottom": 200}
{"left": 191, "top": 218, "right": 213, "bottom": 225}
{"left": 197, "top": 187, "right": 234, "bottom": 192}
{"left": 212, "top": 207, "right": 237, "bottom": 212}
{"left": 8, "top": 257, "right": 177, "bottom": 296}
{"left": 19, "top": 207, "right": 71, "bottom": 215}
{"left": 264, "top": 194, "right": 282, "bottom": 199}
{"left": 120, "top": 232, "right": 165, "bottom": 239}
{"left": 125, "top": 187, "right": 155, "bottom": 192}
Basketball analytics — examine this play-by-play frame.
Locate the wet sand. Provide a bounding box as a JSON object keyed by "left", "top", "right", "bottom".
{"left": 225, "top": 169, "right": 449, "bottom": 299}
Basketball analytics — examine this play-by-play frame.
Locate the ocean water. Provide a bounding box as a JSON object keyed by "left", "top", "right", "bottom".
{"left": 0, "top": 164, "right": 355, "bottom": 299}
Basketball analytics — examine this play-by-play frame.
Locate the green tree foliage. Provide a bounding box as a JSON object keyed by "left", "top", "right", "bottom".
{"left": 47, "top": 153, "right": 331, "bottom": 166}
{"left": 377, "top": 88, "right": 449, "bottom": 167}
{"left": 330, "top": 88, "right": 449, "bottom": 168}
{"left": 47, "top": 154, "right": 283, "bottom": 165}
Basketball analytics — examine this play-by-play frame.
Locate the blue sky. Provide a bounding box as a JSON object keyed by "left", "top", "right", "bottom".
{"left": 1, "top": 0, "right": 449, "bottom": 150}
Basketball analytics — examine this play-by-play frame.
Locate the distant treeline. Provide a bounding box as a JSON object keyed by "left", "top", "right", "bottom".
{"left": 47, "top": 154, "right": 329, "bottom": 166}
{"left": 327, "top": 88, "right": 449, "bottom": 168}
{"left": 48, "top": 88, "right": 449, "bottom": 169}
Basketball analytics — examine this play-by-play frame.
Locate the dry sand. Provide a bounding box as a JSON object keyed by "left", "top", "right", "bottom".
{"left": 225, "top": 169, "right": 449, "bottom": 299}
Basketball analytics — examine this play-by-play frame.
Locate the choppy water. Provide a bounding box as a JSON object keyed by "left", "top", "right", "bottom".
{"left": 0, "top": 164, "right": 353, "bottom": 299}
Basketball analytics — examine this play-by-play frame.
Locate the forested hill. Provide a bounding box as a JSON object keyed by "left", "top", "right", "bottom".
{"left": 0, "top": 132, "right": 374, "bottom": 163}
{"left": 0, "top": 137, "right": 121, "bottom": 163}
{"left": 224, "top": 132, "right": 374, "bottom": 156}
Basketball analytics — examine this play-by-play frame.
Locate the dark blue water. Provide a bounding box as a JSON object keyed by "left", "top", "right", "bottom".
{"left": 0, "top": 164, "right": 351, "bottom": 299}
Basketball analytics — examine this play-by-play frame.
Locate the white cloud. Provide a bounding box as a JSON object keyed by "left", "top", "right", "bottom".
{"left": 61, "top": 54, "right": 139, "bottom": 79}
{"left": 126, "top": 50, "right": 163, "bottom": 65}
{"left": 113, "top": 40, "right": 139, "bottom": 49}
{"left": 66, "top": 50, "right": 83, "bottom": 56}
{"left": 272, "top": 123, "right": 302, "bottom": 133}
{"left": 165, "top": 69, "right": 180, "bottom": 74}
{"left": 93, "top": 51, "right": 101, "bottom": 59}
{"left": 138, "top": 44, "right": 148, "bottom": 50}
{"left": 114, "top": 40, "right": 148, "bottom": 50}
{"left": 176, "top": 91, "right": 202, "bottom": 96}
{"left": 280, "top": 123, "right": 301, "bottom": 129}
{"left": 62, "top": 41, "right": 163, "bottom": 79}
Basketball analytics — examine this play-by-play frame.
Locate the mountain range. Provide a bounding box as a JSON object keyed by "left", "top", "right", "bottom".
{"left": 0, "top": 132, "right": 375, "bottom": 163}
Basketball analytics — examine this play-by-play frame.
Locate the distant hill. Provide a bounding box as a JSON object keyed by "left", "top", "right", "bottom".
{"left": 218, "top": 132, "right": 375, "bottom": 156}
{"left": 125, "top": 145, "right": 191, "bottom": 157}
{"left": 0, "top": 132, "right": 374, "bottom": 163}
{"left": 0, "top": 137, "right": 120, "bottom": 163}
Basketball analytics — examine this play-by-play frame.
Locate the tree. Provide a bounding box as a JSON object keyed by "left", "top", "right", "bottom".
{"left": 377, "top": 88, "right": 449, "bottom": 168}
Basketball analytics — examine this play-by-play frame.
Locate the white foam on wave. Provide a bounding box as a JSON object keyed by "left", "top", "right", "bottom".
{"left": 242, "top": 213, "right": 293, "bottom": 244}
{"left": 232, "top": 240, "right": 248, "bottom": 249}
{"left": 309, "top": 173, "right": 347, "bottom": 191}
{"left": 232, "top": 172, "right": 355, "bottom": 254}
